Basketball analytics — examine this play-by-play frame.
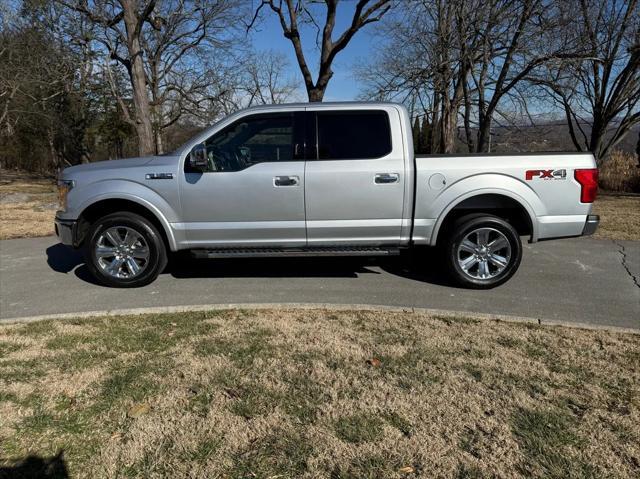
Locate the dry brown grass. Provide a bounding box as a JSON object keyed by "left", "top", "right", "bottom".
{"left": 592, "top": 195, "right": 640, "bottom": 241}
{"left": 0, "top": 170, "right": 57, "bottom": 240}
{"left": 1, "top": 309, "right": 638, "bottom": 478}
{"left": 600, "top": 151, "right": 640, "bottom": 193}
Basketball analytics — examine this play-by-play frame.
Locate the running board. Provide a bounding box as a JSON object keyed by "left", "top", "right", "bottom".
{"left": 190, "top": 246, "right": 401, "bottom": 259}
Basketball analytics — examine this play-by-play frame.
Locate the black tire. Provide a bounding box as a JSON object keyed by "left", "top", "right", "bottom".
{"left": 443, "top": 214, "right": 522, "bottom": 289}
{"left": 84, "top": 212, "right": 167, "bottom": 288}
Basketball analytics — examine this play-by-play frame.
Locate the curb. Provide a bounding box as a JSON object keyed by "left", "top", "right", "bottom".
{"left": 1, "top": 303, "right": 638, "bottom": 334}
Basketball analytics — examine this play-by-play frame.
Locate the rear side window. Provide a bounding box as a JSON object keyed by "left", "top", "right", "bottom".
{"left": 316, "top": 111, "right": 392, "bottom": 160}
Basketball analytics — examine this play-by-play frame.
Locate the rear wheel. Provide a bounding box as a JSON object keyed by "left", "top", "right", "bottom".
{"left": 84, "top": 212, "right": 167, "bottom": 287}
{"left": 443, "top": 214, "right": 522, "bottom": 289}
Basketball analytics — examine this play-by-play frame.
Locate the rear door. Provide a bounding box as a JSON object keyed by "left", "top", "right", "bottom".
{"left": 304, "top": 107, "right": 406, "bottom": 245}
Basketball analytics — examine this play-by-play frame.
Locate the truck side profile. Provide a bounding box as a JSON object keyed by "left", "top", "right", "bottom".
{"left": 55, "top": 102, "right": 599, "bottom": 288}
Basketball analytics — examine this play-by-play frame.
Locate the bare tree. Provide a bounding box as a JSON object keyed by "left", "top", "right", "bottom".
{"left": 360, "top": 0, "right": 583, "bottom": 153}
{"left": 470, "top": 1, "right": 584, "bottom": 152}
{"left": 55, "top": 0, "right": 242, "bottom": 156}
{"left": 141, "top": 0, "right": 242, "bottom": 153}
{"left": 54, "top": 0, "right": 159, "bottom": 155}
{"left": 356, "top": 2, "right": 445, "bottom": 149}
{"left": 240, "top": 50, "right": 299, "bottom": 106}
{"left": 532, "top": 0, "right": 639, "bottom": 162}
{"left": 360, "top": 0, "right": 507, "bottom": 152}
{"left": 0, "top": 11, "right": 85, "bottom": 171}
{"left": 250, "top": 0, "right": 393, "bottom": 102}
{"left": 359, "top": 0, "right": 498, "bottom": 152}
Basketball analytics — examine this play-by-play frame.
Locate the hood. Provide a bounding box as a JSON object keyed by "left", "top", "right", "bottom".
{"left": 62, "top": 157, "right": 156, "bottom": 176}
{"left": 61, "top": 156, "right": 181, "bottom": 182}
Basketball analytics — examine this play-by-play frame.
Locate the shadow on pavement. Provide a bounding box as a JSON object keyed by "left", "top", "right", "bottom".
{"left": 45, "top": 243, "right": 83, "bottom": 273}
{"left": 45, "top": 243, "right": 102, "bottom": 286}
{"left": 44, "top": 242, "right": 454, "bottom": 287}
{"left": 0, "top": 451, "right": 69, "bottom": 479}
{"left": 379, "top": 247, "right": 455, "bottom": 288}
{"left": 168, "top": 248, "right": 454, "bottom": 286}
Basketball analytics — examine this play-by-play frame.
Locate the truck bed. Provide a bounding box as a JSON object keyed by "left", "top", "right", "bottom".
{"left": 412, "top": 151, "right": 597, "bottom": 245}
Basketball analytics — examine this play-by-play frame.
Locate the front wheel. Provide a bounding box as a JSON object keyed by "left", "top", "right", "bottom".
{"left": 443, "top": 214, "right": 522, "bottom": 289}
{"left": 84, "top": 212, "right": 167, "bottom": 288}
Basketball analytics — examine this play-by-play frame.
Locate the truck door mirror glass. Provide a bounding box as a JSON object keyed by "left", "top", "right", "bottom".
{"left": 188, "top": 144, "right": 208, "bottom": 171}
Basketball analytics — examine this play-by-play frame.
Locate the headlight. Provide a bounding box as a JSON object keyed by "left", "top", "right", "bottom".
{"left": 57, "top": 179, "right": 75, "bottom": 211}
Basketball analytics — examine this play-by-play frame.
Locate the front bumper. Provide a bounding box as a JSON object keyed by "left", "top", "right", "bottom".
{"left": 582, "top": 214, "right": 599, "bottom": 236}
{"left": 54, "top": 217, "right": 77, "bottom": 246}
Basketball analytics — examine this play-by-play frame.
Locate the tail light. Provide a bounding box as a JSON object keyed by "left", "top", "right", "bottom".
{"left": 574, "top": 168, "right": 598, "bottom": 203}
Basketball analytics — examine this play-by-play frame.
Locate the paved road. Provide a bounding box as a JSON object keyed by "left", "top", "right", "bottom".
{"left": 1, "top": 236, "right": 638, "bottom": 328}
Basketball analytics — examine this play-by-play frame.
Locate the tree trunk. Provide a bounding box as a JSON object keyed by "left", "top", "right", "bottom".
{"left": 308, "top": 87, "right": 325, "bottom": 102}
{"left": 441, "top": 105, "right": 457, "bottom": 154}
{"left": 462, "top": 82, "right": 474, "bottom": 153}
{"left": 260, "top": 1, "right": 392, "bottom": 106}
{"left": 589, "top": 115, "right": 606, "bottom": 164}
{"left": 47, "top": 128, "right": 59, "bottom": 171}
{"left": 476, "top": 118, "right": 492, "bottom": 153}
{"left": 121, "top": 0, "right": 155, "bottom": 157}
{"left": 154, "top": 129, "right": 163, "bottom": 155}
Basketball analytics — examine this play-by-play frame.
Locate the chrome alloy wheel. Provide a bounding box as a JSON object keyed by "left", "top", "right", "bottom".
{"left": 456, "top": 227, "right": 512, "bottom": 280}
{"left": 95, "top": 226, "right": 150, "bottom": 279}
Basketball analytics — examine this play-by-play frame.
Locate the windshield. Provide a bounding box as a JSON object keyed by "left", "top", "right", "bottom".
{"left": 168, "top": 116, "right": 228, "bottom": 156}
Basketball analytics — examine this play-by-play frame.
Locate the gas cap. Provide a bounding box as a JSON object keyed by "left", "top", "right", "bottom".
{"left": 429, "top": 173, "right": 446, "bottom": 190}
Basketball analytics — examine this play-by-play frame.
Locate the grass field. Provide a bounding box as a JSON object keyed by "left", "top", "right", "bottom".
{"left": 1, "top": 168, "right": 639, "bottom": 241}
{"left": 1, "top": 309, "right": 638, "bottom": 478}
{"left": 0, "top": 170, "right": 57, "bottom": 240}
{"left": 592, "top": 195, "right": 640, "bottom": 241}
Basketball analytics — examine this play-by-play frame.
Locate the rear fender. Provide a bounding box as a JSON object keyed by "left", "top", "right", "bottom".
{"left": 426, "top": 174, "right": 543, "bottom": 245}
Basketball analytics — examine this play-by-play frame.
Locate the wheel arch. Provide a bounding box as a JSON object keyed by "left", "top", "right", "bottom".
{"left": 431, "top": 191, "right": 538, "bottom": 246}
{"left": 75, "top": 196, "right": 177, "bottom": 251}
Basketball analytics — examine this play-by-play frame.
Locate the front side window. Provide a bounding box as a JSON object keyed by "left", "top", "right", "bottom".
{"left": 317, "top": 111, "right": 392, "bottom": 160}
{"left": 189, "top": 113, "right": 294, "bottom": 172}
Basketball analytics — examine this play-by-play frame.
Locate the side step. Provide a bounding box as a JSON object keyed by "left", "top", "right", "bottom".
{"left": 190, "top": 246, "right": 401, "bottom": 259}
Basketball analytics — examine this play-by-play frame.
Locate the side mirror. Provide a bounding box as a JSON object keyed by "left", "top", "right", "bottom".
{"left": 188, "top": 144, "right": 208, "bottom": 170}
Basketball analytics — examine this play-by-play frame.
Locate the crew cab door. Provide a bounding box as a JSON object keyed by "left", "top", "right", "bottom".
{"left": 179, "top": 111, "right": 306, "bottom": 247}
{"left": 304, "top": 107, "right": 406, "bottom": 245}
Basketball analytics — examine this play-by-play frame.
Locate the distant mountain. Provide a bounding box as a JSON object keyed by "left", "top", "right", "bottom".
{"left": 453, "top": 123, "right": 639, "bottom": 155}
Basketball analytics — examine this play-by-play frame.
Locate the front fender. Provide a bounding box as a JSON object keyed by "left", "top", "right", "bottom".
{"left": 66, "top": 180, "right": 181, "bottom": 251}
{"left": 421, "top": 174, "right": 544, "bottom": 245}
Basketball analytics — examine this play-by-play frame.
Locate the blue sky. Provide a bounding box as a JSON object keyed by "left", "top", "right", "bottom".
{"left": 248, "top": 4, "right": 379, "bottom": 101}
{"left": 0, "top": 0, "right": 376, "bottom": 101}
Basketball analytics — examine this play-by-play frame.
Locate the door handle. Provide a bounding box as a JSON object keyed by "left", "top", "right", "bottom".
{"left": 375, "top": 173, "right": 400, "bottom": 184}
{"left": 274, "top": 175, "right": 299, "bottom": 187}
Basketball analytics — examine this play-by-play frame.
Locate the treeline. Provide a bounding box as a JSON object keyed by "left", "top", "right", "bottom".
{"left": 1, "top": 0, "right": 638, "bottom": 174}
{"left": 0, "top": 0, "right": 297, "bottom": 172}
{"left": 359, "top": 0, "right": 639, "bottom": 161}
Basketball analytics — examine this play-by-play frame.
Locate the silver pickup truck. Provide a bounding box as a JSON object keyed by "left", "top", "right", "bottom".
{"left": 55, "top": 102, "right": 599, "bottom": 288}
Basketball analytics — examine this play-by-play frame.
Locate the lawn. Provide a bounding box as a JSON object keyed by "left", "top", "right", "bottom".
{"left": 1, "top": 309, "right": 638, "bottom": 478}
{"left": 0, "top": 170, "right": 57, "bottom": 240}
{"left": 592, "top": 195, "right": 640, "bottom": 241}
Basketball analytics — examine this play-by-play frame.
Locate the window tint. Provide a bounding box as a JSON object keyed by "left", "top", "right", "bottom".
{"left": 317, "top": 111, "right": 392, "bottom": 160}
{"left": 193, "top": 113, "right": 294, "bottom": 172}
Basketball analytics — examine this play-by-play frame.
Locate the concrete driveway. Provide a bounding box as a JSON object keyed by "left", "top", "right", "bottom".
{"left": 0, "top": 236, "right": 638, "bottom": 328}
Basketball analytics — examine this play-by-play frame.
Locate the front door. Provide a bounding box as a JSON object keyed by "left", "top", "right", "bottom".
{"left": 304, "top": 108, "right": 406, "bottom": 245}
{"left": 179, "top": 111, "right": 306, "bottom": 247}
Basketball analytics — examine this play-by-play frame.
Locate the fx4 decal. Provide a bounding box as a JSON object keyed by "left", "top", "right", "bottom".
{"left": 525, "top": 169, "right": 567, "bottom": 181}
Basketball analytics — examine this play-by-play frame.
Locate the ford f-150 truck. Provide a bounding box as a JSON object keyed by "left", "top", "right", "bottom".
{"left": 55, "top": 102, "right": 599, "bottom": 288}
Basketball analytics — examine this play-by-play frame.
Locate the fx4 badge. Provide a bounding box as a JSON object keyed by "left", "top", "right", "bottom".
{"left": 525, "top": 169, "right": 567, "bottom": 181}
